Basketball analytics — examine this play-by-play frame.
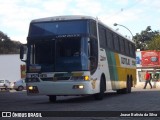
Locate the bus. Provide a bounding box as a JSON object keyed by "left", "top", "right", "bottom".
{"left": 20, "top": 15, "right": 136, "bottom": 102}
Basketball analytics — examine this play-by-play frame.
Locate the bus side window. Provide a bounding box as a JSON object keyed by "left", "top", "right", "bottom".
{"left": 129, "top": 43, "right": 132, "bottom": 56}
{"left": 132, "top": 43, "right": 136, "bottom": 58}
{"left": 99, "top": 25, "right": 107, "bottom": 48}
{"left": 120, "top": 38, "right": 125, "bottom": 54}
{"left": 89, "top": 20, "right": 97, "bottom": 38}
{"left": 125, "top": 40, "right": 129, "bottom": 55}
{"left": 106, "top": 31, "right": 114, "bottom": 50}
{"left": 113, "top": 34, "right": 119, "bottom": 51}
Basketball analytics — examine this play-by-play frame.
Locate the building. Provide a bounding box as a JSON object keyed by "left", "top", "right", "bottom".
{"left": 0, "top": 54, "right": 24, "bottom": 82}
{"left": 136, "top": 50, "right": 160, "bottom": 88}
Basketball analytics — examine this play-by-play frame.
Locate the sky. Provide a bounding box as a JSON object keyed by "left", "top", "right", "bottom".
{"left": 0, "top": 0, "right": 160, "bottom": 43}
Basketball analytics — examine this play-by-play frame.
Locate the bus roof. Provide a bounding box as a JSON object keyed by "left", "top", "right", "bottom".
{"left": 31, "top": 15, "right": 134, "bottom": 43}
{"left": 31, "top": 15, "right": 96, "bottom": 23}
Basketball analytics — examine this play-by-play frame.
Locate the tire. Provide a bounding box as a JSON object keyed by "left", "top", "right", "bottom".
{"left": 49, "top": 95, "right": 57, "bottom": 102}
{"left": 5, "top": 87, "right": 8, "bottom": 91}
{"left": 117, "top": 76, "right": 132, "bottom": 94}
{"left": 18, "top": 86, "right": 24, "bottom": 91}
{"left": 117, "top": 88, "right": 126, "bottom": 94}
{"left": 127, "top": 77, "right": 132, "bottom": 93}
{"left": 94, "top": 76, "right": 105, "bottom": 100}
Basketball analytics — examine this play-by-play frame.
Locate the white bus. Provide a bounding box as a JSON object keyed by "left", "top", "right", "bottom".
{"left": 20, "top": 15, "right": 136, "bottom": 102}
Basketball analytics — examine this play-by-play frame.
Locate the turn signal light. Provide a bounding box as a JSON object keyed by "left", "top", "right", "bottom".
{"left": 84, "top": 76, "right": 89, "bottom": 81}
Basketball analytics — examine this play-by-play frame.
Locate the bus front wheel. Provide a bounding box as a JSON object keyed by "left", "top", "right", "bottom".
{"left": 94, "top": 76, "right": 105, "bottom": 100}
{"left": 49, "top": 95, "right": 56, "bottom": 102}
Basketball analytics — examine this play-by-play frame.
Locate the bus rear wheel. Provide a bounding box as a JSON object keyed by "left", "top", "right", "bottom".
{"left": 126, "top": 76, "right": 132, "bottom": 93}
{"left": 117, "top": 75, "right": 132, "bottom": 94}
{"left": 49, "top": 95, "right": 56, "bottom": 102}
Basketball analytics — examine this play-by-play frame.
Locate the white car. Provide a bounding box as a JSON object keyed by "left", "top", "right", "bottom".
{"left": 14, "top": 79, "right": 26, "bottom": 91}
{"left": 9, "top": 82, "right": 15, "bottom": 90}
{"left": 0, "top": 79, "right": 10, "bottom": 90}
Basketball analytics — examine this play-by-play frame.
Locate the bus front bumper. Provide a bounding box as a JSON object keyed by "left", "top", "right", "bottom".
{"left": 26, "top": 81, "right": 97, "bottom": 96}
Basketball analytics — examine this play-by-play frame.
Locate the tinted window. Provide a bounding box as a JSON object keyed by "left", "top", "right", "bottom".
{"left": 99, "top": 25, "right": 107, "bottom": 48}
{"left": 120, "top": 37, "right": 125, "bottom": 53}
{"left": 29, "top": 20, "right": 88, "bottom": 37}
{"left": 30, "top": 37, "right": 89, "bottom": 72}
{"left": 129, "top": 43, "right": 132, "bottom": 56}
{"left": 90, "top": 38, "right": 98, "bottom": 74}
{"left": 113, "top": 34, "right": 119, "bottom": 51}
{"left": 90, "top": 20, "right": 97, "bottom": 38}
{"left": 125, "top": 40, "right": 129, "bottom": 55}
{"left": 131, "top": 43, "right": 136, "bottom": 57}
{"left": 106, "top": 31, "right": 114, "bottom": 49}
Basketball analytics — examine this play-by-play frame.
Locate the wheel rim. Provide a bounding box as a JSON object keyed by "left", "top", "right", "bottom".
{"left": 18, "top": 86, "right": 23, "bottom": 91}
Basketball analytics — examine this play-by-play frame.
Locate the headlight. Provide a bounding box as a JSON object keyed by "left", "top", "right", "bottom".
{"left": 73, "top": 85, "right": 84, "bottom": 89}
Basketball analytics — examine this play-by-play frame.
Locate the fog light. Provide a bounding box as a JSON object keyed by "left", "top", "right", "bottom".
{"left": 28, "top": 86, "right": 39, "bottom": 93}
{"left": 79, "top": 85, "right": 84, "bottom": 89}
{"left": 73, "top": 85, "right": 84, "bottom": 89}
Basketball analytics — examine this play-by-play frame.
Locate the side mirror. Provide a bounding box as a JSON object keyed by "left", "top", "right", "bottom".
{"left": 20, "top": 46, "right": 24, "bottom": 60}
{"left": 20, "top": 45, "right": 27, "bottom": 62}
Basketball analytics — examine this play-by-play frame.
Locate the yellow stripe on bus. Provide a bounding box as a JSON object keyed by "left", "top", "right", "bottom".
{"left": 114, "top": 53, "right": 136, "bottom": 89}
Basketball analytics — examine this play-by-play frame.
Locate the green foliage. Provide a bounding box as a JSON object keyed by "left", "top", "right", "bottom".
{"left": 133, "top": 26, "right": 159, "bottom": 50}
{"left": 147, "top": 35, "right": 160, "bottom": 50}
{"left": 0, "top": 30, "right": 22, "bottom": 54}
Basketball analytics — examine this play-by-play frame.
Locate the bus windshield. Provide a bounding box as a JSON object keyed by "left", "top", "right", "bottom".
{"left": 29, "top": 37, "right": 89, "bottom": 72}
{"left": 28, "top": 20, "right": 88, "bottom": 37}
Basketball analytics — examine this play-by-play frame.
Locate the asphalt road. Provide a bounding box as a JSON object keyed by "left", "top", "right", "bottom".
{"left": 0, "top": 87, "right": 160, "bottom": 120}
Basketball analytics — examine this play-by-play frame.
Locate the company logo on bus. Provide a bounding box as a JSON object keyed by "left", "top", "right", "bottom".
{"left": 121, "top": 57, "right": 130, "bottom": 65}
{"left": 56, "top": 34, "right": 80, "bottom": 38}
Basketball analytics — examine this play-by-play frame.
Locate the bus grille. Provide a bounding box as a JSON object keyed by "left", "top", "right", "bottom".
{"left": 54, "top": 77, "right": 70, "bottom": 80}
{"left": 41, "top": 78, "right": 53, "bottom": 81}
{"left": 41, "top": 77, "right": 70, "bottom": 81}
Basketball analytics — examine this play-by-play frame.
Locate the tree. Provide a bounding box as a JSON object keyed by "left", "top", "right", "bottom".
{"left": 0, "top": 31, "right": 10, "bottom": 42}
{"left": 133, "top": 26, "right": 159, "bottom": 50}
{"left": 147, "top": 35, "right": 160, "bottom": 50}
{"left": 0, "top": 30, "right": 22, "bottom": 54}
